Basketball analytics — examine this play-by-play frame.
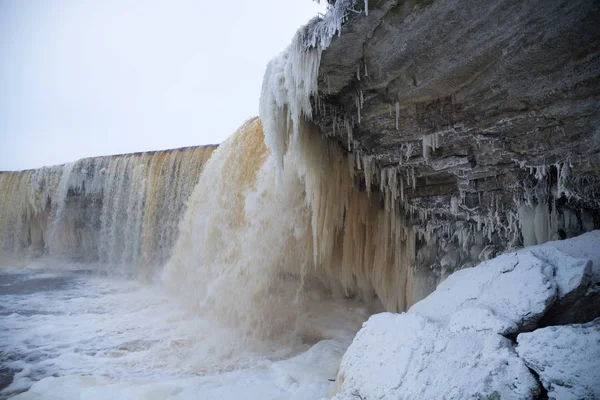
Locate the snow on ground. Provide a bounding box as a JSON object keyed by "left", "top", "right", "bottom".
{"left": 517, "top": 318, "right": 600, "bottom": 400}
{"left": 332, "top": 231, "right": 600, "bottom": 399}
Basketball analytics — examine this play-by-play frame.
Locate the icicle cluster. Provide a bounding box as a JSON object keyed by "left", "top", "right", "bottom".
{"left": 422, "top": 132, "right": 441, "bottom": 160}
{"left": 514, "top": 161, "right": 594, "bottom": 246}
{"left": 260, "top": 0, "right": 363, "bottom": 175}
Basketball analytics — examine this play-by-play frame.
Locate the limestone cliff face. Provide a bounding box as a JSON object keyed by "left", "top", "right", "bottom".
{"left": 309, "top": 0, "right": 600, "bottom": 293}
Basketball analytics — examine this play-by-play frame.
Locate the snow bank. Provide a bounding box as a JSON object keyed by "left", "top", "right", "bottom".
{"left": 333, "top": 232, "right": 600, "bottom": 399}
{"left": 517, "top": 318, "right": 600, "bottom": 400}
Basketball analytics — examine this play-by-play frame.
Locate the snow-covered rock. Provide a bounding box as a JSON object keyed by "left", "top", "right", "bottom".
{"left": 517, "top": 318, "right": 600, "bottom": 400}
{"left": 331, "top": 312, "right": 540, "bottom": 399}
{"left": 409, "top": 246, "right": 592, "bottom": 334}
{"left": 332, "top": 232, "right": 600, "bottom": 400}
{"left": 549, "top": 231, "right": 600, "bottom": 280}
{"left": 537, "top": 231, "right": 600, "bottom": 326}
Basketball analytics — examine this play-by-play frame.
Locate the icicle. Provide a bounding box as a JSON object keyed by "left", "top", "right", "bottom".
{"left": 422, "top": 133, "right": 440, "bottom": 160}
{"left": 332, "top": 113, "right": 337, "bottom": 136}
{"left": 365, "top": 0, "right": 369, "bottom": 16}
{"left": 363, "top": 155, "right": 374, "bottom": 193}
{"left": 395, "top": 101, "right": 400, "bottom": 131}
{"left": 450, "top": 196, "right": 459, "bottom": 215}
{"left": 347, "top": 119, "right": 354, "bottom": 150}
{"left": 400, "top": 174, "right": 405, "bottom": 202}
{"left": 534, "top": 165, "right": 547, "bottom": 181}
{"left": 404, "top": 142, "right": 413, "bottom": 162}
{"left": 556, "top": 161, "right": 570, "bottom": 199}
{"left": 356, "top": 93, "right": 361, "bottom": 124}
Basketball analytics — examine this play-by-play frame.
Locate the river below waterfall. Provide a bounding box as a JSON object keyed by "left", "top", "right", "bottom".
{"left": 0, "top": 264, "right": 368, "bottom": 399}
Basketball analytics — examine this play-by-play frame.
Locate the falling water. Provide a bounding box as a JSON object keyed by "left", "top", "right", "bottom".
{"left": 0, "top": 145, "right": 215, "bottom": 275}
{"left": 164, "top": 116, "right": 415, "bottom": 350}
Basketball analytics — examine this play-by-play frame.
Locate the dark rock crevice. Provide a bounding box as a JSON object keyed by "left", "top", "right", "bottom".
{"left": 527, "top": 367, "right": 550, "bottom": 400}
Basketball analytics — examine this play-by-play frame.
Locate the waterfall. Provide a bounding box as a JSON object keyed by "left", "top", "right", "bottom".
{"left": 164, "top": 117, "right": 415, "bottom": 347}
{"left": 3, "top": 0, "right": 592, "bottom": 350}
{"left": 0, "top": 145, "right": 215, "bottom": 274}
{"left": 1, "top": 112, "right": 416, "bottom": 351}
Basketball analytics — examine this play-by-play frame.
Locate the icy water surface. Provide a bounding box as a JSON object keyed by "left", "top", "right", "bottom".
{"left": 0, "top": 266, "right": 363, "bottom": 399}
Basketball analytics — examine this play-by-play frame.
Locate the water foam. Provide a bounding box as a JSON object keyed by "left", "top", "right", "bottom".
{"left": 0, "top": 266, "right": 367, "bottom": 399}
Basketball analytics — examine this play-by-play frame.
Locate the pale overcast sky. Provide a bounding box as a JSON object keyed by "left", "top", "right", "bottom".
{"left": 0, "top": 0, "right": 326, "bottom": 170}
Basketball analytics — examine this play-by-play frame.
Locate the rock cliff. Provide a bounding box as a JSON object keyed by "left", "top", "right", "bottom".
{"left": 307, "top": 0, "right": 600, "bottom": 295}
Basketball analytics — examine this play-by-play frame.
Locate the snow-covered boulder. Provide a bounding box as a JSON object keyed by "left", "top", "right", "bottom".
{"left": 332, "top": 232, "right": 600, "bottom": 400}
{"left": 409, "top": 246, "right": 592, "bottom": 334}
{"left": 517, "top": 318, "right": 600, "bottom": 400}
{"left": 537, "top": 231, "right": 600, "bottom": 326}
{"left": 331, "top": 312, "right": 540, "bottom": 399}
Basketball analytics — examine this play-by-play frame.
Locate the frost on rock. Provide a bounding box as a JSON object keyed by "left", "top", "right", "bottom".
{"left": 517, "top": 318, "right": 600, "bottom": 400}
{"left": 332, "top": 232, "right": 600, "bottom": 400}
